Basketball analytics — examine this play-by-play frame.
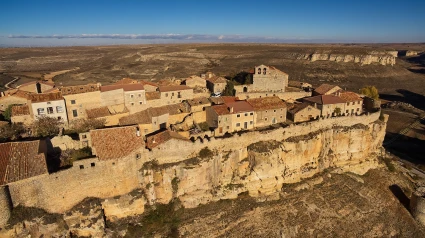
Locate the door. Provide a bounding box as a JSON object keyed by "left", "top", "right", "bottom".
{"left": 244, "top": 122, "right": 248, "bottom": 129}
{"left": 219, "top": 127, "right": 223, "bottom": 133}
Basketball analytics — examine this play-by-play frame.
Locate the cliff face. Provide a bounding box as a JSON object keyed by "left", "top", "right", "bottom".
{"left": 141, "top": 121, "right": 387, "bottom": 209}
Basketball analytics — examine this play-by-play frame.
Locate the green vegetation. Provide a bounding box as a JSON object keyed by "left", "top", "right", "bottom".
{"left": 199, "top": 146, "right": 214, "bottom": 158}
{"left": 360, "top": 86, "right": 379, "bottom": 100}
{"left": 0, "top": 122, "right": 25, "bottom": 142}
{"left": 59, "top": 147, "right": 93, "bottom": 167}
{"left": 2, "top": 104, "right": 18, "bottom": 122}
{"left": 171, "top": 177, "right": 179, "bottom": 194}
{"left": 32, "top": 116, "right": 64, "bottom": 137}
{"left": 222, "top": 80, "right": 235, "bottom": 96}
{"left": 334, "top": 107, "right": 342, "bottom": 115}
{"left": 198, "top": 121, "right": 210, "bottom": 131}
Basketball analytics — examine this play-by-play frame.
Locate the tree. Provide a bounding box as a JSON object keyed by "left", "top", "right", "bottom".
{"left": 32, "top": 116, "right": 63, "bottom": 137}
{"left": 334, "top": 107, "right": 342, "bottom": 116}
{"left": 2, "top": 104, "right": 18, "bottom": 122}
{"left": 360, "top": 86, "right": 379, "bottom": 100}
{"left": 0, "top": 122, "right": 25, "bottom": 142}
{"left": 222, "top": 81, "right": 235, "bottom": 96}
{"left": 68, "top": 118, "right": 106, "bottom": 133}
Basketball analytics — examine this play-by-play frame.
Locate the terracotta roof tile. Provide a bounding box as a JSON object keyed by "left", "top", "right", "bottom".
{"left": 86, "top": 106, "right": 111, "bottom": 119}
{"left": 247, "top": 96, "right": 286, "bottom": 111}
{"left": 338, "top": 91, "right": 362, "bottom": 102}
{"left": 313, "top": 84, "right": 341, "bottom": 95}
{"left": 158, "top": 85, "right": 192, "bottom": 92}
{"left": 29, "top": 92, "right": 63, "bottom": 103}
{"left": 186, "top": 97, "right": 210, "bottom": 107}
{"left": 90, "top": 126, "right": 144, "bottom": 160}
{"left": 206, "top": 76, "right": 227, "bottom": 84}
{"left": 60, "top": 84, "right": 100, "bottom": 96}
{"left": 303, "top": 95, "right": 346, "bottom": 105}
{"left": 212, "top": 104, "right": 230, "bottom": 115}
{"left": 0, "top": 140, "right": 48, "bottom": 185}
{"left": 119, "top": 103, "right": 189, "bottom": 126}
{"left": 288, "top": 103, "right": 315, "bottom": 114}
{"left": 146, "top": 130, "right": 189, "bottom": 149}
{"left": 11, "top": 105, "right": 30, "bottom": 116}
{"left": 225, "top": 101, "right": 254, "bottom": 114}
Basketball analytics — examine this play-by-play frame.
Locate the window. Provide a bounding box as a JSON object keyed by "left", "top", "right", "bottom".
{"left": 280, "top": 116, "right": 283, "bottom": 118}
{"left": 347, "top": 102, "right": 349, "bottom": 106}
{"left": 91, "top": 163, "right": 95, "bottom": 167}
{"left": 352, "top": 102, "right": 355, "bottom": 105}
{"left": 165, "top": 93, "right": 168, "bottom": 97}
{"left": 245, "top": 113, "right": 248, "bottom": 116}
{"left": 71, "top": 100, "right": 76, "bottom": 104}
{"left": 250, "top": 112, "right": 253, "bottom": 115}
{"left": 263, "top": 68, "right": 267, "bottom": 75}
{"left": 265, "top": 110, "right": 268, "bottom": 113}
{"left": 139, "top": 101, "right": 143, "bottom": 105}
{"left": 357, "top": 108, "right": 360, "bottom": 111}
{"left": 346, "top": 110, "right": 349, "bottom": 113}
{"left": 236, "top": 123, "right": 241, "bottom": 127}
{"left": 172, "top": 92, "right": 174, "bottom": 96}
{"left": 226, "top": 126, "right": 229, "bottom": 129}
{"left": 131, "top": 102, "right": 134, "bottom": 106}
{"left": 138, "top": 94, "right": 142, "bottom": 97}
{"left": 136, "top": 154, "right": 141, "bottom": 160}
{"left": 130, "top": 94, "right": 134, "bottom": 98}
{"left": 72, "top": 109, "right": 78, "bottom": 117}
{"left": 273, "top": 110, "right": 276, "bottom": 113}
{"left": 258, "top": 68, "right": 261, "bottom": 74}
{"left": 250, "top": 121, "right": 253, "bottom": 125}
{"left": 47, "top": 107, "right": 54, "bottom": 114}
{"left": 37, "top": 108, "right": 45, "bottom": 115}
{"left": 47, "top": 102, "right": 51, "bottom": 105}
{"left": 237, "top": 114, "right": 240, "bottom": 118}
{"left": 265, "top": 117, "right": 268, "bottom": 121}
{"left": 82, "top": 134, "right": 87, "bottom": 139}
{"left": 56, "top": 106, "right": 64, "bottom": 113}
{"left": 79, "top": 165, "right": 84, "bottom": 169}
{"left": 358, "top": 101, "right": 361, "bottom": 104}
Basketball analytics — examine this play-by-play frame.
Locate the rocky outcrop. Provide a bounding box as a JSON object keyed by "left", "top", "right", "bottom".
{"left": 141, "top": 120, "right": 387, "bottom": 209}
{"left": 406, "top": 50, "right": 419, "bottom": 57}
{"left": 309, "top": 52, "right": 395, "bottom": 65}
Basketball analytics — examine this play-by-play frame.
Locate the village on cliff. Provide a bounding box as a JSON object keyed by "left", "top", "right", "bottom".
{"left": 0, "top": 64, "right": 383, "bottom": 226}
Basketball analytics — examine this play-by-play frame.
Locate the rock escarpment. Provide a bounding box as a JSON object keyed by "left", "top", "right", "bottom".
{"left": 142, "top": 120, "right": 386, "bottom": 209}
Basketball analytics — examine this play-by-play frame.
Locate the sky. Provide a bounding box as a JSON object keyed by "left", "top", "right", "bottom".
{"left": 0, "top": 0, "right": 424, "bottom": 46}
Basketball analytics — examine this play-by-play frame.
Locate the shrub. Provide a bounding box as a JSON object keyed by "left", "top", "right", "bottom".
{"left": 222, "top": 81, "right": 235, "bottom": 96}
{"left": 2, "top": 104, "right": 18, "bottom": 122}
{"left": 360, "top": 86, "right": 379, "bottom": 100}
{"left": 199, "top": 147, "right": 214, "bottom": 158}
{"left": 198, "top": 122, "right": 210, "bottom": 131}
{"left": 171, "top": 177, "right": 179, "bottom": 194}
{"left": 0, "top": 122, "right": 25, "bottom": 142}
{"left": 32, "top": 116, "right": 63, "bottom": 137}
{"left": 59, "top": 147, "right": 92, "bottom": 167}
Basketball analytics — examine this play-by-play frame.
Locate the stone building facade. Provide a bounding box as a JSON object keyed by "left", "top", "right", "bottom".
{"left": 0, "top": 90, "right": 31, "bottom": 112}
{"left": 60, "top": 84, "right": 102, "bottom": 121}
{"left": 247, "top": 96, "right": 287, "bottom": 128}
{"left": 29, "top": 92, "right": 68, "bottom": 123}
{"left": 287, "top": 103, "right": 321, "bottom": 123}
{"left": 18, "top": 81, "right": 55, "bottom": 94}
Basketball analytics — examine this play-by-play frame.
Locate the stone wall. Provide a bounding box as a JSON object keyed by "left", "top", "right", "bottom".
{"left": 1, "top": 111, "right": 385, "bottom": 218}
{"left": 0, "top": 186, "right": 12, "bottom": 227}
{"left": 64, "top": 91, "right": 102, "bottom": 121}
{"left": 0, "top": 96, "right": 27, "bottom": 112}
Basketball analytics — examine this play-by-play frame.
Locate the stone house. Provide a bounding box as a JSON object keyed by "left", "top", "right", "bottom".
{"left": 186, "top": 97, "right": 211, "bottom": 113}
{"left": 184, "top": 75, "right": 206, "bottom": 88}
{"left": 18, "top": 81, "right": 55, "bottom": 94}
{"left": 146, "top": 129, "right": 190, "bottom": 150}
{"left": 85, "top": 105, "right": 129, "bottom": 126}
{"left": 60, "top": 84, "right": 102, "bottom": 121}
{"left": 246, "top": 96, "right": 287, "bottom": 128}
{"left": 0, "top": 89, "right": 31, "bottom": 112}
{"left": 11, "top": 105, "right": 32, "bottom": 125}
{"left": 0, "top": 139, "right": 48, "bottom": 186}
{"left": 312, "top": 84, "right": 342, "bottom": 96}
{"left": 29, "top": 92, "right": 68, "bottom": 123}
{"left": 338, "top": 91, "right": 363, "bottom": 115}
{"left": 203, "top": 72, "right": 227, "bottom": 93}
{"left": 144, "top": 85, "right": 194, "bottom": 108}
{"left": 206, "top": 100, "right": 254, "bottom": 136}
{"left": 140, "top": 80, "right": 159, "bottom": 92}
{"left": 252, "top": 65, "right": 288, "bottom": 92}
{"left": 287, "top": 103, "right": 321, "bottom": 123}
{"left": 303, "top": 95, "right": 346, "bottom": 117}
{"left": 100, "top": 84, "right": 147, "bottom": 114}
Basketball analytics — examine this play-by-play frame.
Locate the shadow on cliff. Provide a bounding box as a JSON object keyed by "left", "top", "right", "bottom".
{"left": 384, "top": 131, "right": 425, "bottom": 164}
{"left": 389, "top": 184, "right": 410, "bottom": 211}
{"left": 405, "top": 53, "right": 425, "bottom": 74}
{"left": 380, "top": 89, "right": 425, "bottom": 111}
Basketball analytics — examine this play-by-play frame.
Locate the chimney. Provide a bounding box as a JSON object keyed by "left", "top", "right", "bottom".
{"left": 208, "top": 73, "right": 212, "bottom": 78}
{"left": 229, "top": 107, "right": 233, "bottom": 113}
{"left": 136, "top": 127, "right": 140, "bottom": 137}
{"left": 0, "top": 91, "right": 4, "bottom": 97}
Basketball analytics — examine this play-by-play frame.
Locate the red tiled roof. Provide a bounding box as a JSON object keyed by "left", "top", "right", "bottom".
{"left": 90, "top": 126, "right": 144, "bottom": 160}
{"left": 303, "top": 95, "right": 346, "bottom": 105}
{"left": 29, "top": 91, "right": 63, "bottom": 103}
{"left": 0, "top": 140, "right": 48, "bottom": 185}
{"left": 120, "top": 103, "right": 189, "bottom": 125}
{"left": 313, "top": 84, "right": 341, "bottom": 95}
{"left": 338, "top": 91, "right": 362, "bottom": 102}
{"left": 146, "top": 130, "right": 189, "bottom": 149}
{"left": 100, "top": 84, "right": 144, "bottom": 92}
{"left": 212, "top": 104, "right": 230, "bottom": 116}
{"left": 288, "top": 103, "right": 317, "bottom": 114}
{"left": 158, "top": 85, "right": 192, "bottom": 92}
{"left": 86, "top": 107, "right": 111, "bottom": 119}
{"left": 11, "top": 105, "right": 30, "bottom": 116}
{"left": 206, "top": 76, "right": 227, "bottom": 84}
{"left": 226, "top": 101, "right": 254, "bottom": 113}
{"left": 60, "top": 84, "right": 100, "bottom": 96}
{"left": 247, "top": 96, "right": 286, "bottom": 111}
{"left": 186, "top": 97, "right": 210, "bottom": 107}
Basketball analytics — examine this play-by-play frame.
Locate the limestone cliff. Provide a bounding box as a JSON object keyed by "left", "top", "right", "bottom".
{"left": 141, "top": 120, "right": 387, "bottom": 209}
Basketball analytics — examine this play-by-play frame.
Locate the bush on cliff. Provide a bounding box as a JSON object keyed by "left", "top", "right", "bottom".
{"left": 360, "top": 86, "right": 379, "bottom": 100}
{"left": 199, "top": 147, "right": 214, "bottom": 158}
